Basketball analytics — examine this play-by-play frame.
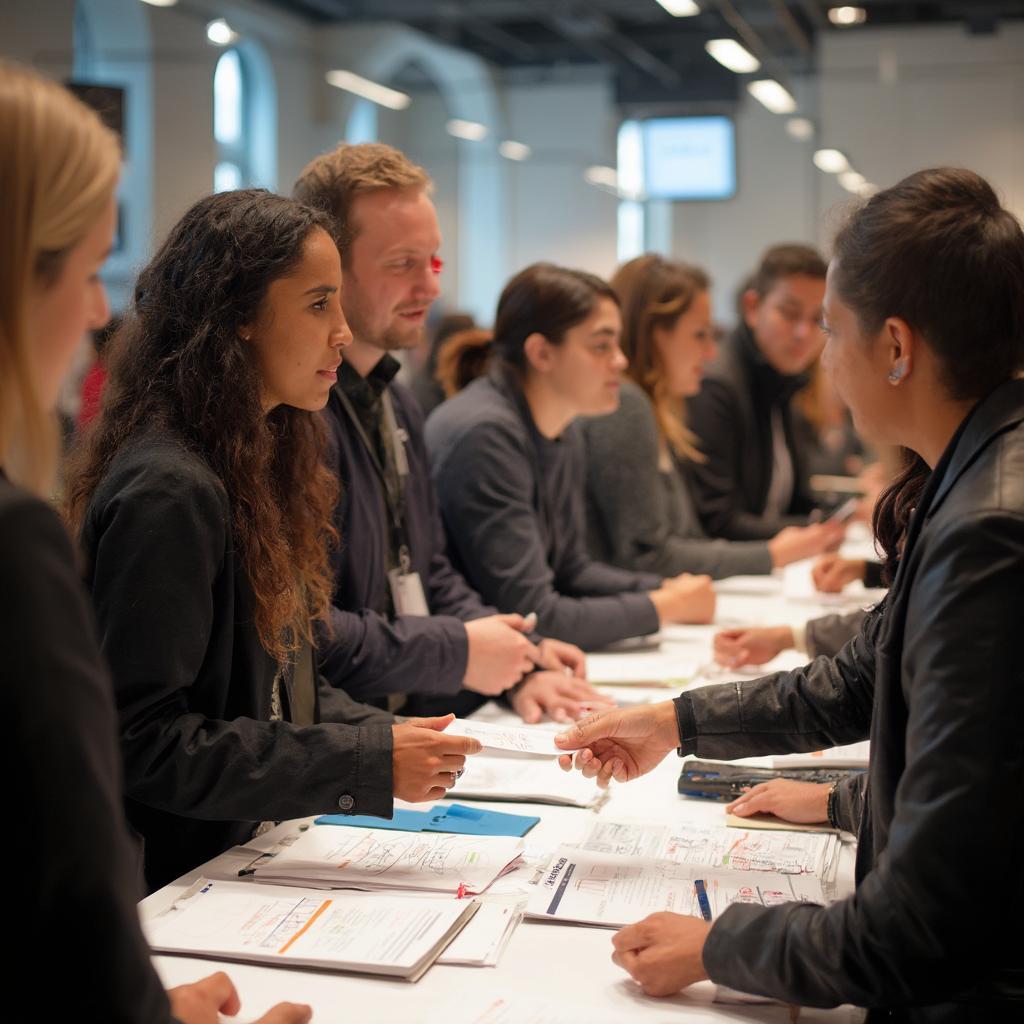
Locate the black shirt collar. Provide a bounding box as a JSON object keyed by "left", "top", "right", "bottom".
{"left": 337, "top": 353, "right": 401, "bottom": 413}
{"left": 732, "top": 321, "right": 809, "bottom": 407}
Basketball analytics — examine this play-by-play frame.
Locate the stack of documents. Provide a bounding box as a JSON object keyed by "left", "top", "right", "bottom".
{"left": 771, "top": 739, "right": 870, "bottom": 768}
{"left": 437, "top": 898, "right": 525, "bottom": 967}
{"left": 254, "top": 824, "right": 524, "bottom": 895}
{"left": 145, "top": 878, "right": 478, "bottom": 982}
{"left": 527, "top": 818, "right": 842, "bottom": 928}
{"left": 451, "top": 754, "right": 606, "bottom": 808}
{"left": 586, "top": 648, "right": 700, "bottom": 687}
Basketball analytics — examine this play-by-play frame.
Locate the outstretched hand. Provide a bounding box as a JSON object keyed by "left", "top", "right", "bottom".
{"left": 554, "top": 701, "right": 679, "bottom": 787}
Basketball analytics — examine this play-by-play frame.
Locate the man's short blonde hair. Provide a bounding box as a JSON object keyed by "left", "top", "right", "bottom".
{"left": 293, "top": 142, "right": 433, "bottom": 250}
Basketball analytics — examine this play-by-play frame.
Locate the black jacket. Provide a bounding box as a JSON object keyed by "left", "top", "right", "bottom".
{"left": 426, "top": 368, "right": 661, "bottom": 650}
{"left": 80, "top": 436, "right": 395, "bottom": 892}
{"left": 687, "top": 323, "right": 816, "bottom": 539}
{"left": 2, "top": 474, "right": 172, "bottom": 1022}
{"left": 674, "top": 379, "right": 1024, "bottom": 1020}
{"left": 318, "top": 372, "right": 496, "bottom": 704}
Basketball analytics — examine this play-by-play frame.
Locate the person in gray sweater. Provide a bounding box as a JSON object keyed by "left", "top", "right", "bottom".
{"left": 583, "top": 255, "right": 844, "bottom": 579}
{"left": 426, "top": 263, "right": 718, "bottom": 651}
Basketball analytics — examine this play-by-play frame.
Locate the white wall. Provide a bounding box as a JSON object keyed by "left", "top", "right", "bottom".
{"left": 503, "top": 74, "right": 621, "bottom": 288}
{"left": 672, "top": 22, "right": 1024, "bottom": 325}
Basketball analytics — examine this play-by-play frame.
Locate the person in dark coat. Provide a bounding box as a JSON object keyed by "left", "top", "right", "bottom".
{"left": 1, "top": 62, "right": 308, "bottom": 1024}
{"left": 294, "top": 142, "right": 606, "bottom": 723}
{"left": 555, "top": 168, "right": 1024, "bottom": 1022}
{"left": 687, "top": 244, "right": 829, "bottom": 540}
{"left": 66, "top": 190, "right": 482, "bottom": 893}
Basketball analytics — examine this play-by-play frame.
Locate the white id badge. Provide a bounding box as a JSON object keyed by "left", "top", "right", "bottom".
{"left": 388, "top": 569, "right": 430, "bottom": 616}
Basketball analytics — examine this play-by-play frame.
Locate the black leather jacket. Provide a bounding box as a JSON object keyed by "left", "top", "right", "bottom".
{"left": 674, "top": 379, "right": 1024, "bottom": 1021}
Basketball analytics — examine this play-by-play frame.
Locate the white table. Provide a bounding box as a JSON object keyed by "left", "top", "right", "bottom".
{"left": 141, "top": 547, "right": 878, "bottom": 1024}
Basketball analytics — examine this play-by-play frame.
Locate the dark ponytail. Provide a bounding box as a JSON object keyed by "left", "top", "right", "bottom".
{"left": 436, "top": 328, "right": 495, "bottom": 397}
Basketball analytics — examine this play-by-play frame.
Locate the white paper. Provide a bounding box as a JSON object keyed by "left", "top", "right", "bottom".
{"left": 437, "top": 898, "right": 524, "bottom": 966}
{"left": 422, "top": 993, "right": 625, "bottom": 1024}
{"left": 145, "top": 878, "right": 475, "bottom": 977}
{"left": 451, "top": 755, "right": 606, "bottom": 808}
{"left": 254, "top": 824, "right": 523, "bottom": 895}
{"left": 585, "top": 649, "right": 701, "bottom": 686}
{"left": 581, "top": 819, "right": 839, "bottom": 878}
{"left": 772, "top": 740, "right": 870, "bottom": 768}
{"left": 527, "top": 846, "right": 826, "bottom": 928}
{"left": 445, "top": 718, "right": 562, "bottom": 756}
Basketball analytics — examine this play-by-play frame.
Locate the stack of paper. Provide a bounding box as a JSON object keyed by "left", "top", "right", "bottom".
{"left": 451, "top": 755, "right": 606, "bottom": 808}
{"left": 771, "top": 739, "right": 870, "bottom": 768}
{"left": 254, "top": 824, "right": 524, "bottom": 895}
{"left": 586, "top": 649, "right": 700, "bottom": 687}
{"left": 527, "top": 818, "right": 842, "bottom": 928}
{"left": 437, "top": 898, "right": 524, "bottom": 967}
{"left": 145, "top": 879, "right": 477, "bottom": 982}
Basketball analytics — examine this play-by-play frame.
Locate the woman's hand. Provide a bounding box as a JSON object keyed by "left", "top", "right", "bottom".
{"left": 726, "top": 779, "right": 831, "bottom": 824}
{"left": 554, "top": 702, "right": 679, "bottom": 787}
{"left": 611, "top": 913, "right": 712, "bottom": 997}
{"left": 650, "top": 574, "right": 716, "bottom": 625}
{"left": 168, "top": 972, "right": 312, "bottom": 1024}
{"left": 713, "top": 626, "right": 795, "bottom": 668}
{"left": 391, "top": 714, "right": 483, "bottom": 802}
{"left": 535, "top": 637, "right": 587, "bottom": 678}
{"left": 812, "top": 554, "right": 866, "bottom": 593}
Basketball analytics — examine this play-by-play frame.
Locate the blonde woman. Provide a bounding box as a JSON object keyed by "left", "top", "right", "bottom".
{"left": 0, "top": 62, "right": 308, "bottom": 1024}
{"left": 582, "top": 254, "right": 842, "bottom": 579}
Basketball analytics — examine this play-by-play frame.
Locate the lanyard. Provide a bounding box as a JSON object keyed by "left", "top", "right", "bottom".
{"left": 336, "top": 386, "right": 413, "bottom": 574}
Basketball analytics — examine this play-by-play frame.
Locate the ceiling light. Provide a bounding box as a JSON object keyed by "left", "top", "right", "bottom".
{"left": 838, "top": 170, "right": 866, "bottom": 193}
{"left": 828, "top": 6, "right": 867, "bottom": 26}
{"left": 499, "top": 140, "right": 532, "bottom": 161}
{"left": 206, "top": 19, "right": 238, "bottom": 46}
{"left": 654, "top": 0, "right": 700, "bottom": 15}
{"left": 584, "top": 165, "right": 619, "bottom": 190}
{"left": 705, "top": 39, "right": 760, "bottom": 74}
{"left": 813, "top": 148, "right": 850, "bottom": 173}
{"left": 857, "top": 181, "right": 877, "bottom": 197}
{"left": 139, "top": 0, "right": 178, "bottom": 7}
{"left": 747, "top": 79, "right": 797, "bottom": 114}
{"left": 446, "top": 119, "right": 488, "bottom": 141}
{"left": 326, "top": 70, "right": 411, "bottom": 110}
{"left": 786, "top": 117, "right": 815, "bottom": 141}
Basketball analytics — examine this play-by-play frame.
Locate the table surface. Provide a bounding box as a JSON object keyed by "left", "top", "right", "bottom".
{"left": 142, "top": 532, "right": 880, "bottom": 1024}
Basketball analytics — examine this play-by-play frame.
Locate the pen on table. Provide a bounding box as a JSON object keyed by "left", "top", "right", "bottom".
{"left": 693, "top": 879, "right": 713, "bottom": 922}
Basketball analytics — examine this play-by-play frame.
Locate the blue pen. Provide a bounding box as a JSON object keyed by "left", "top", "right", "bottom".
{"left": 694, "top": 879, "right": 713, "bottom": 921}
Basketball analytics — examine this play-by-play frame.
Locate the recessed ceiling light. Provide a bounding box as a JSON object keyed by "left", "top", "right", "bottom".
{"left": 786, "top": 117, "right": 815, "bottom": 141}
{"left": 813, "top": 148, "right": 850, "bottom": 173}
{"left": 446, "top": 119, "right": 488, "bottom": 142}
{"left": 654, "top": 0, "right": 700, "bottom": 15}
{"left": 325, "top": 70, "right": 411, "bottom": 110}
{"left": 499, "top": 140, "right": 532, "bottom": 161}
{"left": 747, "top": 79, "right": 797, "bottom": 114}
{"left": 828, "top": 6, "right": 867, "bottom": 26}
{"left": 206, "top": 19, "right": 238, "bottom": 46}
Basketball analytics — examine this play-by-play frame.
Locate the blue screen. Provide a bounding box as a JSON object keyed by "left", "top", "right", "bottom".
{"left": 642, "top": 116, "right": 736, "bottom": 201}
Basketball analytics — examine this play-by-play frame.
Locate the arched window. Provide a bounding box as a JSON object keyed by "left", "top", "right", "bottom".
{"left": 214, "top": 48, "right": 249, "bottom": 192}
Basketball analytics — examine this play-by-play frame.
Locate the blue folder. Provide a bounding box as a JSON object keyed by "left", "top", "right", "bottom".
{"left": 315, "top": 802, "right": 539, "bottom": 837}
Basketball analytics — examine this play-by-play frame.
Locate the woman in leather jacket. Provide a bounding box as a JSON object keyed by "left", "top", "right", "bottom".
{"left": 554, "top": 166, "right": 1024, "bottom": 1023}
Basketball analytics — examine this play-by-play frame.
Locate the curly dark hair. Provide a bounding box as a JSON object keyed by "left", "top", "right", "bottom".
{"left": 65, "top": 189, "right": 339, "bottom": 662}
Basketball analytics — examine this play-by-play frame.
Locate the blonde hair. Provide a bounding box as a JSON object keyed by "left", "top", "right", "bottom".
{"left": 612, "top": 254, "right": 709, "bottom": 462}
{"left": 292, "top": 141, "right": 432, "bottom": 252}
{"left": 0, "top": 62, "right": 120, "bottom": 494}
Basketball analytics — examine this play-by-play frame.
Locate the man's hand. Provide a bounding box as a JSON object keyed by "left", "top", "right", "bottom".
{"left": 713, "top": 625, "right": 795, "bottom": 668}
{"left": 554, "top": 702, "right": 679, "bottom": 787}
{"left": 812, "top": 554, "right": 866, "bottom": 593}
{"left": 726, "top": 779, "right": 831, "bottom": 824}
{"left": 167, "top": 972, "right": 312, "bottom": 1024}
{"left": 463, "top": 615, "right": 540, "bottom": 696}
{"left": 611, "top": 913, "right": 711, "bottom": 997}
{"left": 535, "top": 637, "right": 587, "bottom": 678}
{"left": 392, "top": 714, "right": 483, "bottom": 802}
{"left": 649, "top": 574, "right": 716, "bottom": 625}
{"left": 509, "top": 670, "right": 614, "bottom": 724}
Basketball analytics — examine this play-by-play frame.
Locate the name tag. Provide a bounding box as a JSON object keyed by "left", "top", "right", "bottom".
{"left": 388, "top": 569, "right": 429, "bottom": 616}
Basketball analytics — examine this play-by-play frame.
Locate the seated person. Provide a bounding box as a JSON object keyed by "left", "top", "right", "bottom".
{"left": 555, "top": 167, "right": 1024, "bottom": 1018}
{"left": 293, "top": 142, "right": 604, "bottom": 723}
{"left": 687, "top": 244, "right": 828, "bottom": 540}
{"left": 426, "top": 262, "right": 717, "bottom": 651}
{"left": 66, "top": 189, "right": 481, "bottom": 892}
{"left": 583, "top": 254, "right": 844, "bottom": 579}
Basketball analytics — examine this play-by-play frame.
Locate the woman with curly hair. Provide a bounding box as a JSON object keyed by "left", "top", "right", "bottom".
{"left": 66, "top": 189, "right": 481, "bottom": 892}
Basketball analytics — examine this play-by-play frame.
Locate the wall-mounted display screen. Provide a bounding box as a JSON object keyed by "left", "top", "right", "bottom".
{"left": 642, "top": 116, "right": 736, "bottom": 201}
